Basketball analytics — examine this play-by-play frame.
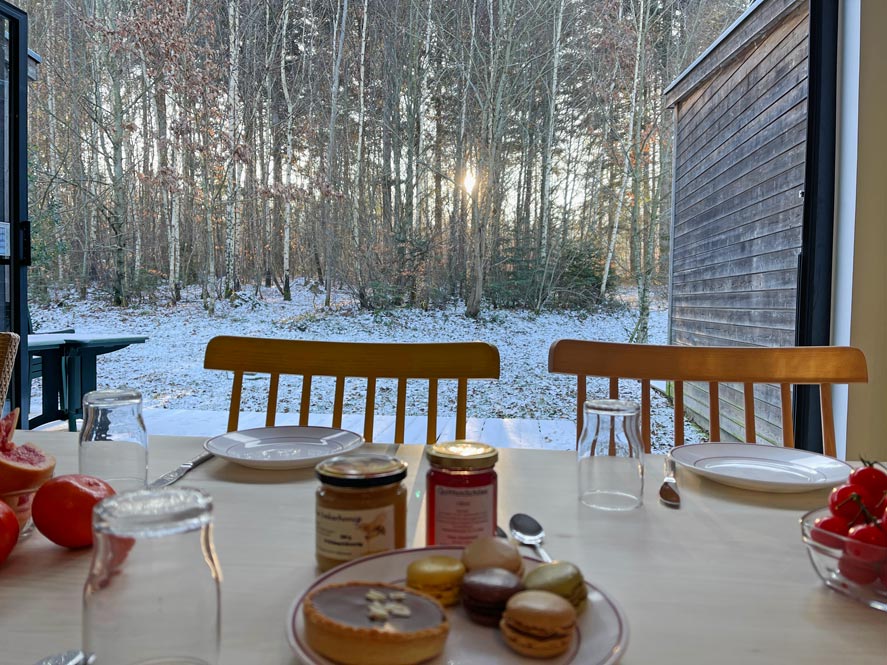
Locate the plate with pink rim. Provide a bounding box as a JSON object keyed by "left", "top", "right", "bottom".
{"left": 670, "top": 443, "right": 851, "bottom": 493}
{"left": 286, "top": 545, "right": 629, "bottom": 665}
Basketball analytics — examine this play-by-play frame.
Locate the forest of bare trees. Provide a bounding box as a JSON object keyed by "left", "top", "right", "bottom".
{"left": 24, "top": 0, "right": 747, "bottom": 338}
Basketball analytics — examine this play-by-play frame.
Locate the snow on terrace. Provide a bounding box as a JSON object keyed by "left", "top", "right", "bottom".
{"left": 30, "top": 284, "right": 703, "bottom": 452}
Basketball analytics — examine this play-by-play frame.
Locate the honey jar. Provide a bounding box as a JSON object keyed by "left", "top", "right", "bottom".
{"left": 315, "top": 453, "right": 408, "bottom": 572}
{"left": 425, "top": 441, "right": 498, "bottom": 546}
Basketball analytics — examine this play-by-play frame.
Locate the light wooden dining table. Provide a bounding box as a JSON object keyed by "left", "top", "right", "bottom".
{"left": 2, "top": 431, "right": 885, "bottom": 664}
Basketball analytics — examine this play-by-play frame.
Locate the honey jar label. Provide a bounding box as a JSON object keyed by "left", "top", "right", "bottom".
{"left": 316, "top": 505, "right": 396, "bottom": 561}
{"left": 433, "top": 485, "right": 495, "bottom": 546}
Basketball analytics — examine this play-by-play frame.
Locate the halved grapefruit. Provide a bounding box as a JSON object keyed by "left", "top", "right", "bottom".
{"left": 0, "top": 409, "right": 56, "bottom": 528}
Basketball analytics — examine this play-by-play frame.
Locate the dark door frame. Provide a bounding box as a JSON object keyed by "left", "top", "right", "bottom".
{"left": 794, "top": 0, "right": 839, "bottom": 452}
{"left": 0, "top": 1, "right": 30, "bottom": 423}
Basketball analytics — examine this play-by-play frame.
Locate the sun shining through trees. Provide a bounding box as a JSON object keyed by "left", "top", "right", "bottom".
{"left": 24, "top": 0, "right": 749, "bottom": 330}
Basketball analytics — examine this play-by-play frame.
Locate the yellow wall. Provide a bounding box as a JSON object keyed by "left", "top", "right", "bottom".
{"left": 842, "top": 1, "right": 887, "bottom": 460}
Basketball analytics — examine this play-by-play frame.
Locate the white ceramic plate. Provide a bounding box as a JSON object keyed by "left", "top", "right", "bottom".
{"left": 286, "top": 546, "right": 628, "bottom": 665}
{"left": 203, "top": 426, "right": 363, "bottom": 470}
{"left": 670, "top": 443, "right": 851, "bottom": 493}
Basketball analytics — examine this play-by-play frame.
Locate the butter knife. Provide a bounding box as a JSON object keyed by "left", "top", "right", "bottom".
{"left": 659, "top": 454, "right": 681, "bottom": 508}
{"left": 148, "top": 451, "right": 214, "bottom": 489}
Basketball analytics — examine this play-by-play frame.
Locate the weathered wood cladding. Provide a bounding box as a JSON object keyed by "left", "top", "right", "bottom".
{"left": 667, "top": 0, "right": 809, "bottom": 444}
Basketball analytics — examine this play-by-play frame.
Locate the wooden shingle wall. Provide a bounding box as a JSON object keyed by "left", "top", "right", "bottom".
{"left": 666, "top": 0, "right": 809, "bottom": 444}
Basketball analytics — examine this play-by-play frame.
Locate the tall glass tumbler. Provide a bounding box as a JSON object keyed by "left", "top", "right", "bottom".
{"left": 578, "top": 399, "right": 644, "bottom": 510}
{"left": 79, "top": 389, "right": 148, "bottom": 492}
{"left": 83, "top": 488, "right": 222, "bottom": 665}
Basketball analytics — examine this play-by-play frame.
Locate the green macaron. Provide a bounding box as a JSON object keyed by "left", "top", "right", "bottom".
{"left": 522, "top": 562, "right": 588, "bottom": 613}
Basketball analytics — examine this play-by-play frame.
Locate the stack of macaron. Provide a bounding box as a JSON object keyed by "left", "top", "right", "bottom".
{"left": 405, "top": 536, "right": 590, "bottom": 659}
{"left": 460, "top": 536, "right": 525, "bottom": 626}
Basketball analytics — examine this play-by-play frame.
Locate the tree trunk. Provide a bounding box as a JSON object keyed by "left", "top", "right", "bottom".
{"left": 600, "top": 0, "right": 645, "bottom": 299}
{"left": 224, "top": 0, "right": 239, "bottom": 297}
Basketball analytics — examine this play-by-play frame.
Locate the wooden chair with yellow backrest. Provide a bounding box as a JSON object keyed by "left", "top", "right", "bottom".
{"left": 204, "top": 336, "right": 500, "bottom": 444}
{"left": 548, "top": 340, "right": 868, "bottom": 457}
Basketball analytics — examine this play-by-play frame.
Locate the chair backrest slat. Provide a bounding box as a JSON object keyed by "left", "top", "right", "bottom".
{"left": 640, "top": 379, "right": 651, "bottom": 454}
{"left": 743, "top": 382, "right": 756, "bottom": 442}
{"left": 708, "top": 382, "right": 720, "bottom": 442}
{"left": 576, "top": 375, "right": 587, "bottom": 444}
{"left": 455, "top": 378, "right": 468, "bottom": 440}
{"left": 548, "top": 340, "right": 867, "bottom": 457}
{"left": 364, "top": 377, "right": 376, "bottom": 442}
{"left": 780, "top": 384, "right": 793, "bottom": 447}
{"left": 395, "top": 379, "right": 407, "bottom": 443}
{"left": 674, "top": 380, "right": 684, "bottom": 446}
{"left": 228, "top": 370, "right": 244, "bottom": 432}
{"left": 820, "top": 383, "right": 835, "bottom": 456}
{"left": 266, "top": 374, "right": 280, "bottom": 427}
{"left": 299, "top": 375, "right": 312, "bottom": 426}
{"left": 426, "top": 379, "right": 439, "bottom": 444}
{"left": 332, "top": 377, "right": 345, "bottom": 429}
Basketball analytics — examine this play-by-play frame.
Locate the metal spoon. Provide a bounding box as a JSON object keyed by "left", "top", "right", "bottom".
{"left": 508, "top": 513, "right": 553, "bottom": 563}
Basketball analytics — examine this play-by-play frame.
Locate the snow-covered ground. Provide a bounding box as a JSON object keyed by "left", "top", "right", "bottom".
{"left": 30, "top": 283, "right": 703, "bottom": 452}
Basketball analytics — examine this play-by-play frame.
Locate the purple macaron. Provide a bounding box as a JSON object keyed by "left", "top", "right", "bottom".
{"left": 461, "top": 567, "right": 524, "bottom": 626}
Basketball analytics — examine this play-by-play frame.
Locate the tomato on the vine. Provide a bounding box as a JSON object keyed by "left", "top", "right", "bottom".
{"left": 828, "top": 483, "right": 877, "bottom": 522}
{"left": 849, "top": 466, "right": 887, "bottom": 508}
{"left": 812, "top": 514, "right": 850, "bottom": 549}
{"left": 850, "top": 465, "right": 887, "bottom": 494}
{"left": 0, "top": 501, "right": 19, "bottom": 565}
{"left": 844, "top": 524, "right": 887, "bottom": 564}
{"left": 838, "top": 555, "right": 879, "bottom": 585}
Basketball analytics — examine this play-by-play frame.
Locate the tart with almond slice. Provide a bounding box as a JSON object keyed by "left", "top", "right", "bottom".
{"left": 302, "top": 581, "right": 449, "bottom": 665}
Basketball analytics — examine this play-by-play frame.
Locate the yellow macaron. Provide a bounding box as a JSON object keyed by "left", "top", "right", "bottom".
{"left": 406, "top": 555, "right": 466, "bottom": 606}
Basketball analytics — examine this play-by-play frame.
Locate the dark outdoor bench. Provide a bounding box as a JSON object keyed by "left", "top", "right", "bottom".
{"left": 28, "top": 333, "right": 148, "bottom": 431}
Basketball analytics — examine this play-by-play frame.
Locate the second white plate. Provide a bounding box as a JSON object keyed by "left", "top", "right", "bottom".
{"left": 669, "top": 442, "right": 850, "bottom": 493}
{"left": 204, "top": 425, "right": 363, "bottom": 469}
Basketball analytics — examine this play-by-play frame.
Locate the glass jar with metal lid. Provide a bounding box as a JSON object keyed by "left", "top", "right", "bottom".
{"left": 315, "top": 453, "right": 408, "bottom": 572}
{"left": 425, "top": 441, "right": 498, "bottom": 546}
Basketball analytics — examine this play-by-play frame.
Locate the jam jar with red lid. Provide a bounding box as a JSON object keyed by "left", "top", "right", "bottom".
{"left": 425, "top": 441, "right": 498, "bottom": 546}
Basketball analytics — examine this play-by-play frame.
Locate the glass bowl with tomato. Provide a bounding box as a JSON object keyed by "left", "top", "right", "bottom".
{"left": 800, "top": 463, "right": 887, "bottom": 612}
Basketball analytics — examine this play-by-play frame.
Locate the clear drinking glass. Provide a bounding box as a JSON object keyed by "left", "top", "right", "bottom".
{"left": 578, "top": 399, "right": 644, "bottom": 510}
{"left": 83, "top": 488, "right": 222, "bottom": 665}
{"left": 79, "top": 389, "right": 148, "bottom": 492}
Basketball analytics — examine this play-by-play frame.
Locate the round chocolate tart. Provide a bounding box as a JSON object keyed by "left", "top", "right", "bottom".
{"left": 302, "top": 581, "right": 449, "bottom": 665}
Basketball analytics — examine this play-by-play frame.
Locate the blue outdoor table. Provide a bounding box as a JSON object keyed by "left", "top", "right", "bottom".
{"left": 27, "top": 333, "right": 148, "bottom": 430}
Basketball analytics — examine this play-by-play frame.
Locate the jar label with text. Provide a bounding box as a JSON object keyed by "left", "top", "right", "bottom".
{"left": 316, "top": 505, "right": 395, "bottom": 562}
{"left": 433, "top": 485, "right": 494, "bottom": 546}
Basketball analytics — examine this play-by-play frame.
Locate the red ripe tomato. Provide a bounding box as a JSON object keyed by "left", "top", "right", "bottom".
{"left": 811, "top": 515, "right": 850, "bottom": 549}
{"left": 849, "top": 465, "right": 887, "bottom": 498}
{"left": 828, "top": 483, "right": 877, "bottom": 522}
{"left": 844, "top": 524, "right": 887, "bottom": 564}
{"left": 32, "top": 475, "right": 115, "bottom": 549}
{"left": 0, "top": 501, "right": 19, "bottom": 565}
{"left": 838, "top": 554, "right": 879, "bottom": 585}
